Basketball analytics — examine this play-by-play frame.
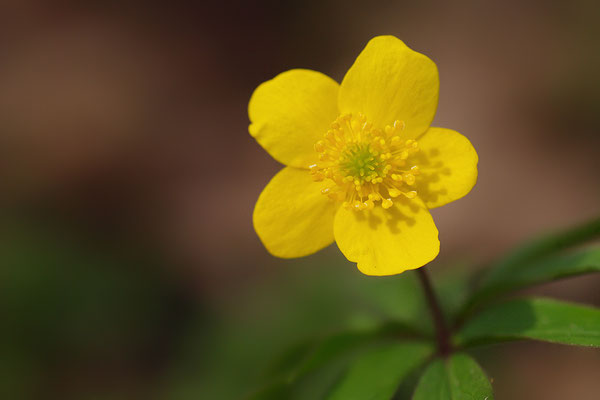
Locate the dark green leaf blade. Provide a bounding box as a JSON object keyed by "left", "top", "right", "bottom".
{"left": 326, "top": 341, "right": 433, "bottom": 400}
{"left": 249, "top": 324, "right": 421, "bottom": 400}
{"left": 486, "top": 217, "right": 600, "bottom": 276}
{"left": 412, "top": 359, "right": 451, "bottom": 399}
{"left": 459, "top": 217, "right": 600, "bottom": 318}
{"left": 470, "top": 247, "right": 600, "bottom": 305}
{"left": 289, "top": 328, "right": 391, "bottom": 382}
{"left": 248, "top": 331, "right": 376, "bottom": 400}
{"left": 457, "top": 298, "right": 600, "bottom": 347}
{"left": 413, "top": 353, "right": 493, "bottom": 400}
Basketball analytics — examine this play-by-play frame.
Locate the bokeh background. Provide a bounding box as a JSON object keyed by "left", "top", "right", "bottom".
{"left": 1, "top": 1, "right": 599, "bottom": 399}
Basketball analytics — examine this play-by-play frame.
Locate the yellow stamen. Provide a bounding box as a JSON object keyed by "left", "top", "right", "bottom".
{"left": 309, "top": 113, "right": 421, "bottom": 211}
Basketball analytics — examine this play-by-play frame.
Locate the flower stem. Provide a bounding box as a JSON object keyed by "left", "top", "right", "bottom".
{"left": 416, "top": 268, "right": 452, "bottom": 357}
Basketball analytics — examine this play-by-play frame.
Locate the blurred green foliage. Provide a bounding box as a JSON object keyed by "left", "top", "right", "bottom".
{"left": 1, "top": 216, "right": 599, "bottom": 399}
{"left": 0, "top": 218, "right": 189, "bottom": 399}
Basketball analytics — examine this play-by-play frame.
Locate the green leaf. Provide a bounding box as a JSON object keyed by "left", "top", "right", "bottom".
{"left": 457, "top": 298, "right": 600, "bottom": 347}
{"left": 280, "top": 322, "right": 421, "bottom": 381}
{"left": 289, "top": 330, "right": 382, "bottom": 381}
{"left": 249, "top": 326, "right": 411, "bottom": 400}
{"left": 469, "top": 247, "right": 600, "bottom": 305}
{"left": 487, "top": 217, "right": 600, "bottom": 275}
{"left": 458, "top": 218, "right": 600, "bottom": 319}
{"left": 249, "top": 356, "right": 350, "bottom": 400}
{"left": 326, "top": 341, "right": 433, "bottom": 400}
{"left": 247, "top": 380, "right": 291, "bottom": 400}
{"left": 413, "top": 353, "right": 493, "bottom": 400}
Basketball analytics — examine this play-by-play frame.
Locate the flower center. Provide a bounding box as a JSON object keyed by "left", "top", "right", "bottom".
{"left": 310, "top": 113, "right": 420, "bottom": 211}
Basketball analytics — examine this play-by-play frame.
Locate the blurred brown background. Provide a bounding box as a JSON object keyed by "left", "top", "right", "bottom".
{"left": 1, "top": 1, "right": 599, "bottom": 399}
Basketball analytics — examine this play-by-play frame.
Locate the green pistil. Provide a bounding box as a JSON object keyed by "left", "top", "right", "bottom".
{"left": 340, "top": 144, "right": 382, "bottom": 182}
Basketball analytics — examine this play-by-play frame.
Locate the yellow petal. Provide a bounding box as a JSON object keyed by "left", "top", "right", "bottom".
{"left": 249, "top": 69, "right": 339, "bottom": 168}
{"left": 253, "top": 166, "right": 338, "bottom": 258}
{"left": 415, "top": 127, "right": 478, "bottom": 209}
{"left": 339, "top": 36, "right": 439, "bottom": 139}
{"left": 334, "top": 197, "right": 439, "bottom": 276}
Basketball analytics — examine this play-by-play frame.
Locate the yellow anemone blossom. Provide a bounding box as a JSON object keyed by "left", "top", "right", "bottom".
{"left": 249, "top": 36, "right": 478, "bottom": 276}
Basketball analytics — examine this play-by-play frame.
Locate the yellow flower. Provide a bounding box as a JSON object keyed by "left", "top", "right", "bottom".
{"left": 249, "top": 36, "right": 478, "bottom": 276}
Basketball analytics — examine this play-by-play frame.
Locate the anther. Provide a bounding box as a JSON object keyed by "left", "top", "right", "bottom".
{"left": 388, "top": 188, "right": 401, "bottom": 197}
{"left": 393, "top": 120, "right": 405, "bottom": 130}
{"left": 314, "top": 141, "right": 326, "bottom": 153}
